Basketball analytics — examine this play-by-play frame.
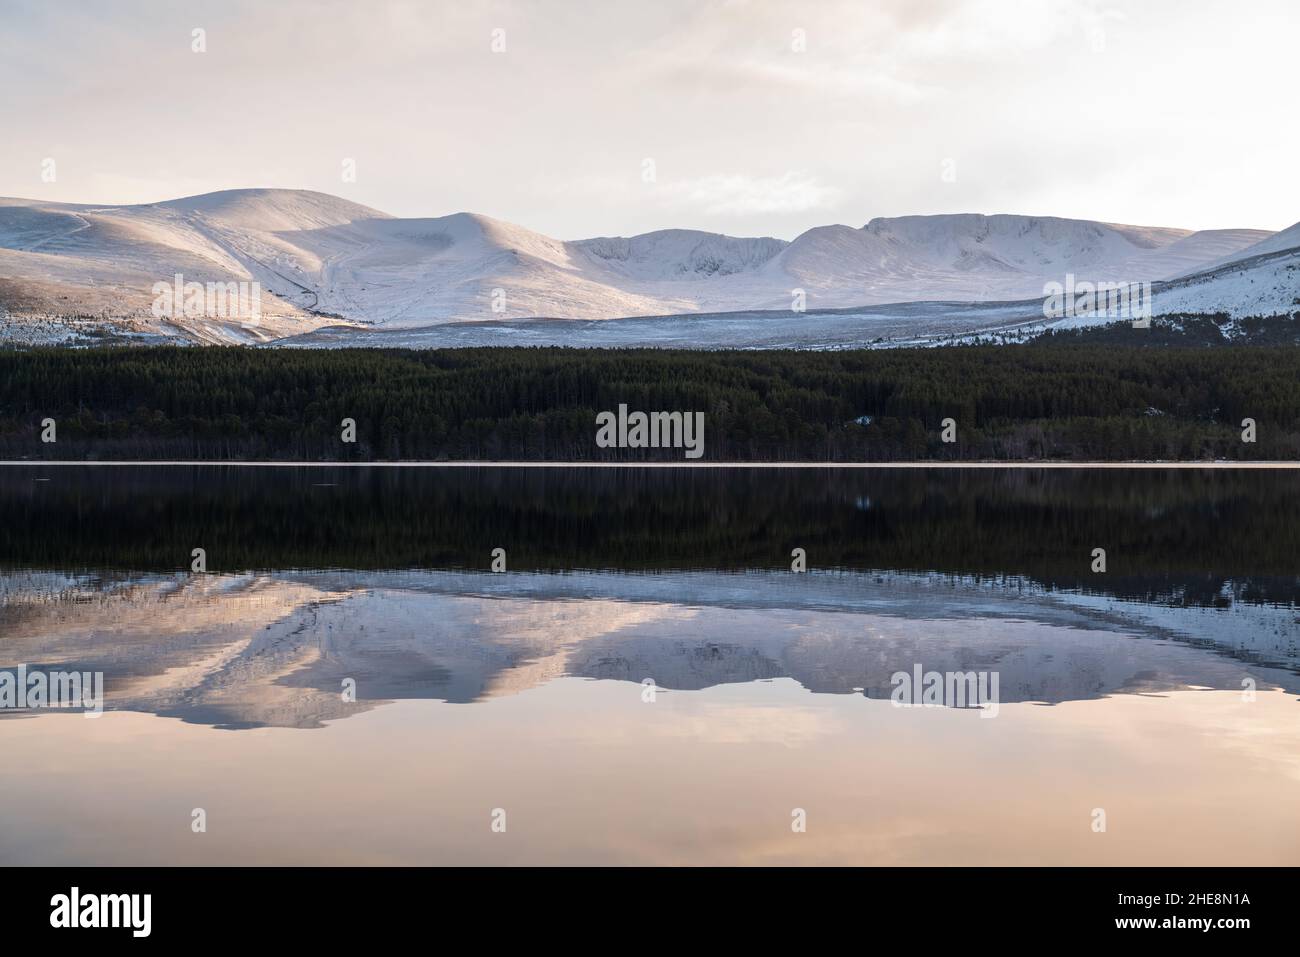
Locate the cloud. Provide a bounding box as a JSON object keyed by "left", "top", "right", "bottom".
{"left": 663, "top": 171, "right": 842, "bottom": 216}
{"left": 0, "top": 0, "right": 1293, "bottom": 234}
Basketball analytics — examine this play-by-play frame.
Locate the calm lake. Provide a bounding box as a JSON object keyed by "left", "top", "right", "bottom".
{"left": 2, "top": 465, "right": 1298, "bottom": 865}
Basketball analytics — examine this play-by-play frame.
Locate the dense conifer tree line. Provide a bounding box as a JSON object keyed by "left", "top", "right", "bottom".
{"left": 1, "top": 344, "right": 1298, "bottom": 460}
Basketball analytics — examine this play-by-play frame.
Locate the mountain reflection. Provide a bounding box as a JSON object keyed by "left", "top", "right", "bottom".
{"left": 2, "top": 569, "right": 1295, "bottom": 729}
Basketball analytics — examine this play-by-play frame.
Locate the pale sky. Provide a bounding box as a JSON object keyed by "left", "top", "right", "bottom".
{"left": 1, "top": 0, "right": 1294, "bottom": 239}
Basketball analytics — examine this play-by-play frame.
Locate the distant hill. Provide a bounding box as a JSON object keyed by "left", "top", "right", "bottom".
{"left": 0, "top": 188, "right": 1292, "bottom": 345}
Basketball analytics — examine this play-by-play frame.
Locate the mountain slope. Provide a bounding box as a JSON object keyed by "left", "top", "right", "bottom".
{"left": 576, "top": 230, "right": 788, "bottom": 279}
{"left": 1206, "top": 220, "right": 1300, "bottom": 265}
{"left": 0, "top": 189, "right": 1284, "bottom": 344}
{"left": 764, "top": 215, "right": 1273, "bottom": 307}
{"left": 1152, "top": 245, "right": 1300, "bottom": 318}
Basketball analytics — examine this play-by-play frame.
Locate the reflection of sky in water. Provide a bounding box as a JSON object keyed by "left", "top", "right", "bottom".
{"left": 1, "top": 568, "right": 1298, "bottom": 865}
{"left": 3, "top": 683, "right": 1299, "bottom": 865}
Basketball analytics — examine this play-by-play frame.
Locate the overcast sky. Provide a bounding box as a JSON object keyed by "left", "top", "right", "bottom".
{"left": 1, "top": 0, "right": 1294, "bottom": 239}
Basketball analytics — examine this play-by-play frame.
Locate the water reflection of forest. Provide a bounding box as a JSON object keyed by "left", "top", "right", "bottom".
{"left": 2, "top": 465, "right": 1297, "bottom": 606}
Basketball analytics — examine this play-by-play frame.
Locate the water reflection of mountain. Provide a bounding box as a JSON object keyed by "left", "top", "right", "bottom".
{"left": 2, "top": 569, "right": 1295, "bottom": 729}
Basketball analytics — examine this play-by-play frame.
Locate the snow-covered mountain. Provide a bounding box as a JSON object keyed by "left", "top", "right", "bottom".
{"left": 1151, "top": 233, "right": 1300, "bottom": 318}
{"left": 0, "top": 188, "right": 1291, "bottom": 345}
{"left": 1196, "top": 220, "right": 1300, "bottom": 268}
{"left": 576, "top": 229, "right": 788, "bottom": 279}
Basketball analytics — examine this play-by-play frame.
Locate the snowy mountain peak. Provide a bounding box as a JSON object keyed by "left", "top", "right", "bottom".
{"left": 151, "top": 187, "right": 390, "bottom": 230}
{"left": 0, "top": 189, "right": 1291, "bottom": 343}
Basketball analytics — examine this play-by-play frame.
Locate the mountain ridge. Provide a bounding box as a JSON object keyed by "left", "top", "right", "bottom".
{"left": 0, "top": 188, "right": 1293, "bottom": 345}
